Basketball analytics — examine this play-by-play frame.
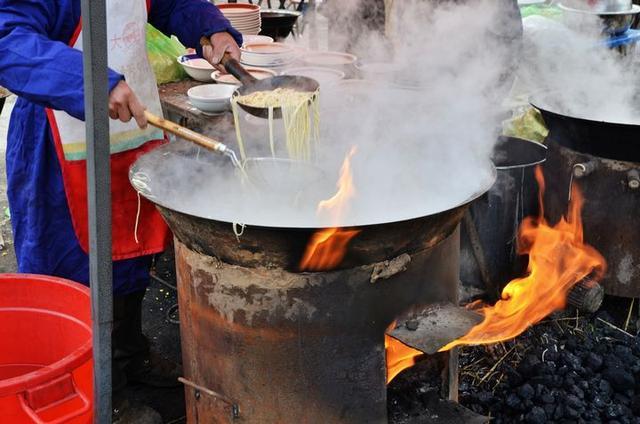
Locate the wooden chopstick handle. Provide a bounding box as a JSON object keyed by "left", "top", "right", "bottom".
{"left": 145, "top": 111, "right": 229, "bottom": 155}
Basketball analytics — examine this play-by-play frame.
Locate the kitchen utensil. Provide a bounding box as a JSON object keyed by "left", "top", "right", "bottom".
{"left": 259, "top": 9, "right": 301, "bottom": 41}
{"left": 201, "top": 37, "right": 319, "bottom": 119}
{"left": 559, "top": 3, "right": 640, "bottom": 34}
{"left": 144, "top": 111, "right": 242, "bottom": 168}
{"left": 143, "top": 112, "right": 324, "bottom": 186}
{"left": 187, "top": 84, "right": 236, "bottom": 113}
{"left": 177, "top": 54, "right": 215, "bottom": 82}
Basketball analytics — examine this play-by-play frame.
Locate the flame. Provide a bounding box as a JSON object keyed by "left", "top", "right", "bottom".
{"left": 440, "top": 167, "right": 606, "bottom": 351}
{"left": 299, "top": 147, "right": 361, "bottom": 271}
{"left": 385, "top": 330, "right": 423, "bottom": 384}
{"left": 299, "top": 228, "right": 361, "bottom": 271}
{"left": 317, "top": 147, "right": 358, "bottom": 220}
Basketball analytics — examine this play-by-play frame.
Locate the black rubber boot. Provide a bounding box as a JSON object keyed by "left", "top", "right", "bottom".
{"left": 112, "top": 290, "right": 182, "bottom": 388}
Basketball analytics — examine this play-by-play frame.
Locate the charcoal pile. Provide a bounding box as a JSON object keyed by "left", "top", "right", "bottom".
{"left": 459, "top": 312, "right": 640, "bottom": 423}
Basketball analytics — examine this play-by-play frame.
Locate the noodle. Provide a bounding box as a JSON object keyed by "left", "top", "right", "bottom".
{"left": 231, "top": 98, "right": 247, "bottom": 161}
{"left": 268, "top": 106, "right": 275, "bottom": 158}
{"left": 231, "top": 88, "right": 320, "bottom": 162}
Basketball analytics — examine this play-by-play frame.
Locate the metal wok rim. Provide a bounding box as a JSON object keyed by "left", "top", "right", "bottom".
{"left": 129, "top": 148, "right": 497, "bottom": 230}
{"left": 530, "top": 94, "right": 640, "bottom": 128}
{"left": 494, "top": 137, "right": 548, "bottom": 171}
{"left": 558, "top": 3, "right": 640, "bottom": 16}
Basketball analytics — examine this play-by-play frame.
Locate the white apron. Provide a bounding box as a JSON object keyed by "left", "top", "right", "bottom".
{"left": 51, "top": 0, "right": 164, "bottom": 160}
{"left": 45, "top": 0, "right": 170, "bottom": 260}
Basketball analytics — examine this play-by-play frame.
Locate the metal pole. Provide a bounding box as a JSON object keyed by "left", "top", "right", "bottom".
{"left": 80, "top": 0, "right": 113, "bottom": 421}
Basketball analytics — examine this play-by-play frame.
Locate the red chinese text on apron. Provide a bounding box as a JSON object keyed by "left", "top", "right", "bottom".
{"left": 46, "top": 0, "right": 169, "bottom": 260}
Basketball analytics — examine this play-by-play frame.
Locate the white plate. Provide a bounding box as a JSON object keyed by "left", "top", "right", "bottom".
{"left": 301, "top": 51, "right": 358, "bottom": 67}
{"left": 242, "top": 42, "right": 293, "bottom": 54}
{"left": 242, "top": 35, "right": 274, "bottom": 46}
{"left": 241, "top": 42, "right": 295, "bottom": 65}
{"left": 280, "top": 66, "right": 345, "bottom": 85}
{"left": 218, "top": 4, "right": 260, "bottom": 14}
{"left": 212, "top": 67, "right": 278, "bottom": 85}
{"left": 241, "top": 57, "right": 295, "bottom": 68}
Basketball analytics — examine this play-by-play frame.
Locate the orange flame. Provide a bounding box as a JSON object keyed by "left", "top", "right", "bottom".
{"left": 299, "top": 228, "right": 361, "bottom": 271}
{"left": 385, "top": 326, "right": 423, "bottom": 384}
{"left": 317, "top": 147, "right": 358, "bottom": 220}
{"left": 440, "top": 167, "right": 606, "bottom": 351}
{"left": 300, "top": 147, "right": 361, "bottom": 271}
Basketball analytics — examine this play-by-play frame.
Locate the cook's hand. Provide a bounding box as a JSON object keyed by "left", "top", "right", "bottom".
{"left": 203, "top": 32, "right": 241, "bottom": 72}
{"left": 108, "top": 80, "right": 147, "bottom": 129}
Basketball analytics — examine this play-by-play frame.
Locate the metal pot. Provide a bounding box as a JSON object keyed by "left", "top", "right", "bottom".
{"left": 259, "top": 9, "right": 301, "bottom": 41}
{"left": 560, "top": 4, "right": 640, "bottom": 34}
{"left": 461, "top": 137, "right": 548, "bottom": 298}
{"left": 563, "top": 0, "right": 633, "bottom": 13}
{"left": 531, "top": 95, "right": 640, "bottom": 162}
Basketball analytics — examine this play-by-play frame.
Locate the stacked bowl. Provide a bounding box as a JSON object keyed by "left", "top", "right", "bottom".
{"left": 241, "top": 42, "right": 296, "bottom": 67}
{"left": 218, "top": 4, "right": 261, "bottom": 36}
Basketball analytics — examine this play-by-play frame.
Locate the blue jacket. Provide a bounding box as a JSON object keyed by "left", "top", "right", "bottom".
{"left": 0, "top": 0, "right": 242, "bottom": 295}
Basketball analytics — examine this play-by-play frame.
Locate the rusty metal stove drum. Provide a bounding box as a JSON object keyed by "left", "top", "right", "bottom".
{"left": 130, "top": 142, "right": 496, "bottom": 423}
{"left": 533, "top": 98, "right": 640, "bottom": 298}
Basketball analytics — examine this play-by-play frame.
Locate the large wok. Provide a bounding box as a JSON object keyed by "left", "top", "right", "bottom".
{"left": 531, "top": 95, "right": 640, "bottom": 162}
{"left": 130, "top": 142, "right": 496, "bottom": 270}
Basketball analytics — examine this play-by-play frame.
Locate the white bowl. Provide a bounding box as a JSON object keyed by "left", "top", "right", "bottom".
{"left": 242, "top": 35, "right": 274, "bottom": 47}
{"left": 178, "top": 55, "right": 214, "bottom": 82}
{"left": 187, "top": 84, "right": 236, "bottom": 113}
{"left": 241, "top": 42, "right": 296, "bottom": 67}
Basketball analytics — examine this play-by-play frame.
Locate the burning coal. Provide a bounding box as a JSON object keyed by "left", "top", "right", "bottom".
{"left": 441, "top": 167, "right": 606, "bottom": 351}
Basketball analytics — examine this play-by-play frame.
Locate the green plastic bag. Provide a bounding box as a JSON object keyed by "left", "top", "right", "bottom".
{"left": 146, "top": 24, "right": 188, "bottom": 85}
{"left": 503, "top": 107, "right": 549, "bottom": 144}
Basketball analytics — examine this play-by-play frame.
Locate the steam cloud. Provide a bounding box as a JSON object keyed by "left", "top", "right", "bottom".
{"left": 517, "top": 7, "right": 640, "bottom": 123}
{"left": 133, "top": 0, "right": 523, "bottom": 228}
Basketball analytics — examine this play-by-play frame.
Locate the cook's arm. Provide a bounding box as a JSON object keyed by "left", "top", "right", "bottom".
{"left": 148, "top": 0, "right": 243, "bottom": 50}
{"left": 0, "top": 0, "right": 123, "bottom": 120}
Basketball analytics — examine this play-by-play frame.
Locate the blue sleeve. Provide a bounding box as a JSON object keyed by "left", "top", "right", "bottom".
{"left": 149, "top": 0, "right": 243, "bottom": 50}
{"left": 0, "top": 0, "right": 123, "bottom": 120}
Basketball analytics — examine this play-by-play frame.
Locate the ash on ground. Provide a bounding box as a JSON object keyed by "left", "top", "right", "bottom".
{"left": 458, "top": 310, "right": 640, "bottom": 424}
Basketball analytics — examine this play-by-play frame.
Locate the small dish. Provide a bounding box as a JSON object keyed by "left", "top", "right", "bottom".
{"left": 178, "top": 54, "right": 214, "bottom": 82}
{"left": 187, "top": 84, "right": 236, "bottom": 113}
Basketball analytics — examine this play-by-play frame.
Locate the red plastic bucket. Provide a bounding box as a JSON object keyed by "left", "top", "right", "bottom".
{"left": 0, "top": 274, "right": 93, "bottom": 423}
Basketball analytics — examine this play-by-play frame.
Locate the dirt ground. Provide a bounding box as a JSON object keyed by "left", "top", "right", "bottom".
{"left": 0, "top": 96, "right": 18, "bottom": 274}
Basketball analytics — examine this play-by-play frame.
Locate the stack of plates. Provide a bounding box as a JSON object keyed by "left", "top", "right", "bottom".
{"left": 241, "top": 43, "right": 296, "bottom": 67}
{"left": 218, "top": 4, "right": 262, "bottom": 36}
